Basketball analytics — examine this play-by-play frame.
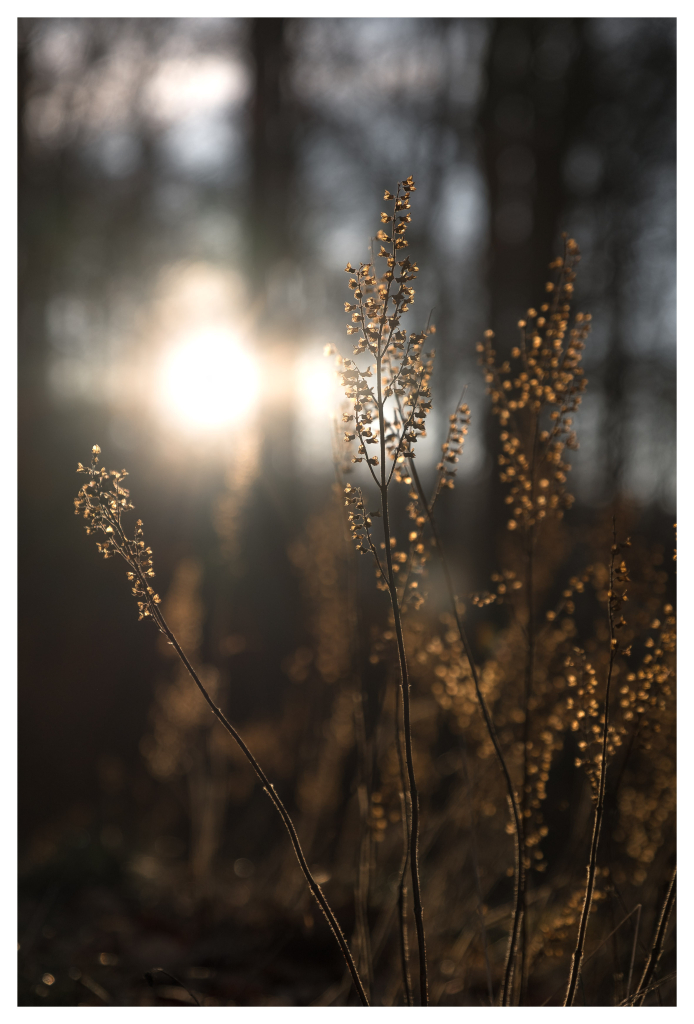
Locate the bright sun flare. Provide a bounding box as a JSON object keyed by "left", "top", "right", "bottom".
{"left": 161, "top": 328, "right": 258, "bottom": 429}
{"left": 298, "top": 356, "right": 339, "bottom": 419}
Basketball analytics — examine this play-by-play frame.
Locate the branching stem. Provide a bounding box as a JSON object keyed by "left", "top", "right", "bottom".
{"left": 378, "top": 351, "right": 428, "bottom": 1006}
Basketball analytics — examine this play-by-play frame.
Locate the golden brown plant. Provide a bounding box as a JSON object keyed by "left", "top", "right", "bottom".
{"left": 335, "top": 175, "right": 431, "bottom": 1005}
{"left": 74, "top": 445, "right": 369, "bottom": 1006}
{"left": 70, "top": 189, "right": 676, "bottom": 1008}
{"left": 564, "top": 525, "right": 629, "bottom": 1005}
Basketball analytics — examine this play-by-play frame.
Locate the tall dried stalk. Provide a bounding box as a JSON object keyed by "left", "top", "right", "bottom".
{"left": 378, "top": 402, "right": 428, "bottom": 1006}
{"left": 564, "top": 522, "right": 627, "bottom": 1006}
{"left": 519, "top": 492, "right": 537, "bottom": 1004}
{"left": 337, "top": 175, "right": 430, "bottom": 1004}
{"left": 458, "top": 734, "right": 495, "bottom": 1005}
{"left": 74, "top": 447, "right": 369, "bottom": 1007}
{"left": 395, "top": 693, "right": 414, "bottom": 1006}
{"left": 353, "top": 696, "right": 375, "bottom": 1001}
{"left": 477, "top": 239, "right": 590, "bottom": 1000}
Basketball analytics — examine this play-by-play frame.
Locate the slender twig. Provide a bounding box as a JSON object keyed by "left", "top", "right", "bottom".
{"left": 408, "top": 458, "right": 522, "bottom": 1005}
{"left": 145, "top": 968, "right": 201, "bottom": 1006}
{"left": 540, "top": 902, "right": 642, "bottom": 1006}
{"left": 632, "top": 866, "right": 676, "bottom": 1006}
{"left": 396, "top": 788, "right": 414, "bottom": 1006}
{"left": 564, "top": 520, "right": 621, "bottom": 1006}
{"left": 619, "top": 970, "right": 677, "bottom": 1006}
{"left": 519, "top": 416, "right": 540, "bottom": 1006}
{"left": 393, "top": 672, "right": 414, "bottom": 1006}
{"left": 625, "top": 903, "right": 642, "bottom": 1003}
{"left": 353, "top": 698, "right": 374, "bottom": 1002}
{"left": 458, "top": 736, "right": 494, "bottom": 1005}
{"left": 77, "top": 458, "right": 369, "bottom": 1007}
{"left": 150, "top": 601, "right": 369, "bottom": 1005}
{"left": 378, "top": 347, "right": 428, "bottom": 1005}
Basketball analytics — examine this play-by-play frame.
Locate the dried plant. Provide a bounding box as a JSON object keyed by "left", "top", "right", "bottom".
{"left": 73, "top": 446, "right": 369, "bottom": 1006}
{"left": 333, "top": 174, "right": 433, "bottom": 1005}
{"left": 473, "top": 239, "right": 591, "bottom": 1001}
{"left": 326, "top": 191, "right": 675, "bottom": 1007}
{"left": 69, "top": 183, "right": 676, "bottom": 1008}
{"left": 564, "top": 523, "right": 629, "bottom": 1005}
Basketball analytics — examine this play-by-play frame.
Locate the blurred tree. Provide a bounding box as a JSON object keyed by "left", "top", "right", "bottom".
{"left": 247, "top": 17, "right": 298, "bottom": 335}
{"left": 17, "top": 14, "right": 675, "bottom": 877}
{"left": 477, "top": 16, "right": 675, "bottom": 557}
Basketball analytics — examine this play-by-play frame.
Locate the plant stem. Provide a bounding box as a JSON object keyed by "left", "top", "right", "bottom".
{"left": 625, "top": 902, "right": 642, "bottom": 1002}
{"left": 519, "top": 528, "right": 536, "bottom": 1003}
{"left": 395, "top": 688, "right": 414, "bottom": 1006}
{"left": 458, "top": 735, "right": 495, "bottom": 1005}
{"left": 564, "top": 524, "right": 619, "bottom": 1006}
{"left": 140, "top": 578, "right": 369, "bottom": 1006}
{"left": 518, "top": 413, "right": 540, "bottom": 1005}
{"left": 633, "top": 866, "right": 676, "bottom": 1006}
{"left": 397, "top": 815, "right": 414, "bottom": 1006}
{"left": 408, "top": 459, "right": 522, "bottom": 1006}
{"left": 353, "top": 696, "right": 374, "bottom": 1001}
{"left": 377, "top": 336, "right": 428, "bottom": 1007}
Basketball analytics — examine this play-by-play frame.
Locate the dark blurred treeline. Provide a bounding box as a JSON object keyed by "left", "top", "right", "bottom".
{"left": 18, "top": 18, "right": 675, "bottom": 1007}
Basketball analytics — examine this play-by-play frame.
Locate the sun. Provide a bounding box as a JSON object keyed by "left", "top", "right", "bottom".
{"left": 160, "top": 327, "right": 258, "bottom": 429}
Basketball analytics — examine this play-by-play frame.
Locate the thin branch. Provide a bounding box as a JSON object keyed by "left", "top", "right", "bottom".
{"left": 564, "top": 519, "right": 621, "bottom": 1006}
{"left": 145, "top": 968, "right": 201, "bottom": 1006}
{"left": 353, "top": 699, "right": 374, "bottom": 1002}
{"left": 540, "top": 902, "right": 642, "bottom": 1006}
{"left": 625, "top": 903, "right": 642, "bottom": 1003}
{"left": 458, "top": 735, "right": 494, "bottom": 1005}
{"left": 395, "top": 717, "right": 414, "bottom": 1006}
{"left": 519, "top": 414, "right": 540, "bottom": 1005}
{"left": 80, "top": 460, "right": 369, "bottom": 1007}
{"left": 148, "top": 596, "right": 369, "bottom": 1005}
{"left": 378, "top": 385, "right": 429, "bottom": 1007}
{"left": 619, "top": 970, "right": 677, "bottom": 1007}
{"left": 632, "top": 866, "right": 676, "bottom": 1006}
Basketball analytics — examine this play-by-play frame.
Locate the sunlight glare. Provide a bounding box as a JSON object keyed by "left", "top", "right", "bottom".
{"left": 161, "top": 328, "right": 258, "bottom": 429}
{"left": 293, "top": 348, "right": 342, "bottom": 473}
{"left": 297, "top": 350, "right": 340, "bottom": 420}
